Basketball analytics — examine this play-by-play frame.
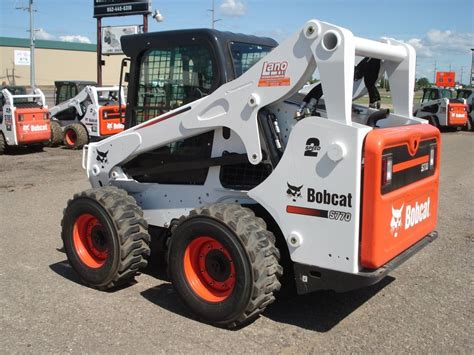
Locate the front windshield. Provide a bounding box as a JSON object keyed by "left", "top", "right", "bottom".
{"left": 230, "top": 42, "right": 274, "bottom": 78}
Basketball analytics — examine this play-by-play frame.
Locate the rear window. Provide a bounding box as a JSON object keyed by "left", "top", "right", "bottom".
{"left": 230, "top": 42, "right": 273, "bottom": 78}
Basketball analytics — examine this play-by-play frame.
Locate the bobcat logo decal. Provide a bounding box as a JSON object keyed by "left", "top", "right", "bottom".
{"left": 287, "top": 183, "right": 303, "bottom": 202}
{"left": 96, "top": 149, "right": 109, "bottom": 165}
{"left": 390, "top": 204, "right": 404, "bottom": 237}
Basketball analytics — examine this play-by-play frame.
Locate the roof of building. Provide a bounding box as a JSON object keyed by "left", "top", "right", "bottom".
{"left": 0, "top": 37, "right": 96, "bottom": 52}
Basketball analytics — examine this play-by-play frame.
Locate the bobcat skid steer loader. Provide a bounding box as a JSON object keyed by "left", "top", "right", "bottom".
{"left": 0, "top": 88, "right": 50, "bottom": 154}
{"left": 60, "top": 19, "right": 440, "bottom": 328}
{"left": 49, "top": 86, "right": 125, "bottom": 149}
{"left": 413, "top": 87, "right": 468, "bottom": 130}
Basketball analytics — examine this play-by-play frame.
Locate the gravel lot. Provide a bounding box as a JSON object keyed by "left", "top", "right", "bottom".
{"left": 1, "top": 132, "right": 473, "bottom": 353}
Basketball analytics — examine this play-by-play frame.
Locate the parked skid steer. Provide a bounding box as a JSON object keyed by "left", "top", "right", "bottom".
{"left": 49, "top": 86, "right": 125, "bottom": 149}
{"left": 61, "top": 20, "right": 440, "bottom": 327}
{"left": 413, "top": 87, "right": 468, "bottom": 130}
{"left": 0, "top": 88, "right": 50, "bottom": 154}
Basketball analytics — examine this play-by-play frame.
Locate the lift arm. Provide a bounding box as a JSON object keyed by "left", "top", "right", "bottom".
{"left": 83, "top": 19, "right": 415, "bottom": 188}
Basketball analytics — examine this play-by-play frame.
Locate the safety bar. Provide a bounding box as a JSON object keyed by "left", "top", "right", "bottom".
{"left": 354, "top": 37, "right": 407, "bottom": 62}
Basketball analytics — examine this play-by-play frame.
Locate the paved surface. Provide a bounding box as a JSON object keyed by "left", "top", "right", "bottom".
{"left": 1, "top": 133, "right": 473, "bottom": 353}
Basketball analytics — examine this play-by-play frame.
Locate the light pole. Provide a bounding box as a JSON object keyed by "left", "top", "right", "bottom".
{"left": 208, "top": 0, "right": 221, "bottom": 29}
{"left": 16, "top": 0, "right": 36, "bottom": 89}
{"left": 29, "top": 0, "right": 35, "bottom": 90}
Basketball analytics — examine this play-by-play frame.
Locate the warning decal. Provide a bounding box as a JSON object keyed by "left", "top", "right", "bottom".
{"left": 258, "top": 61, "right": 291, "bottom": 87}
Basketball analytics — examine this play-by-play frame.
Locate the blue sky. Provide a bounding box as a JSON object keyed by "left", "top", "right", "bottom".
{"left": 1, "top": 0, "right": 473, "bottom": 83}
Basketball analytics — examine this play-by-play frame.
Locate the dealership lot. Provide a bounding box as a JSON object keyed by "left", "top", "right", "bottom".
{"left": 0, "top": 132, "right": 472, "bottom": 353}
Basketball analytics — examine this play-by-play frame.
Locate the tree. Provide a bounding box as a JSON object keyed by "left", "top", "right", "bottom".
{"left": 416, "top": 77, "right": 431, "bottom": 89}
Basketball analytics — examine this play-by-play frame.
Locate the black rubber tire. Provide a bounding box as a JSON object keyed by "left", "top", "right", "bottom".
{"left": 63, "top": 123, "right": 88, "bottom": 149}
{"left": 169, "top": 204, "right": 282, "bottom": 328}
{"left": 0, "top": 132, "right": 6, "bottom": 155}
{"left": 61, "top": 186, "right": 151, "bottom": 290}
{"left": 47, "top": 120, "right": 63, "bottom": 147}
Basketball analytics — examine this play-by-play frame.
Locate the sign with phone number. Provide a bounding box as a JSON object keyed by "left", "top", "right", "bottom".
{"left": 93, "top": 0, "right": 150, "bottom": 17}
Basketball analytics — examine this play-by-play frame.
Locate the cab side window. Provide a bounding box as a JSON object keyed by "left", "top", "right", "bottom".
{"left": 136, "top": 44, "right": 216, "bottom": 125}
{"left": 123, "top": 42, "right": 218, "bottom": 185}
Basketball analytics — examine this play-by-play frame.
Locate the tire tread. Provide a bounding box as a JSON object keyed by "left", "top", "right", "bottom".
{"left": 61, "top": 186, "right": 150, "bottom": 289}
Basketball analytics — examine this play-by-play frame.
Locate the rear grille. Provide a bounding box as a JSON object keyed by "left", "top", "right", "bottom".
{"left": 14, "top": 102, "right": 42, "bottom": 109}
{"left": 381, "top": 139, "right": 436, "bottom": 194}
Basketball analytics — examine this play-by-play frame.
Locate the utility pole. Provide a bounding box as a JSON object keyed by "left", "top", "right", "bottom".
{"left": 433, "top": 60, "right": 437, "bottom": 84}
{"left": 16, "top": 0, "right": 36, "bottom": 89}
{"left": 29, "top": 0, "right": 35, "bottom": 89}
{"left": 460, "top": 66, "right": 464, "bottom": 85}
{"left": 207, "top": 0, "right": 221, "bottom": 29}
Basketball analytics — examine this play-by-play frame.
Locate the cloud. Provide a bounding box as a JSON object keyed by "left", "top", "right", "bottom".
{"left": 35, "top": 28, "right": 55, "bottom": 40}
{"left": 220, "top": 0, "right": 246, "bottom": 17}
{"left": 35, "top": 28, "right": 92, "bottom": 44}
{"left": 59, "top": 35, "right": 91, "bottom": 44}
{"left": 406, "top": 29, "right": 473, "bottom": 58}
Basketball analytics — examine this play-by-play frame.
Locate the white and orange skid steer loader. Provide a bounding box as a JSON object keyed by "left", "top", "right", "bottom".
{"left": 48, "top": 86, "right": 125, "bottom": 149}
{"left": 413, "top": 87, "right": 468, "bottom": 130}
{"left": 60, "top": 20, "right": 440, "bottom": 328}
{"left": 0, "top": 88, "right": 50, "bottom": 154}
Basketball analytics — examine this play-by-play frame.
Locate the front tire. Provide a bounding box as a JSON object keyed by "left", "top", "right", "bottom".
{"left": 61, "top": 187, "right": 151, "bottom": 290}
{"left": 63, "top": 123, "right": 88, "bottom": 149}
{"left": 169, "top": 204, "right": 282, "bottom": 328}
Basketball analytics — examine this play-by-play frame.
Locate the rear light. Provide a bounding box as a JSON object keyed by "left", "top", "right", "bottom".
{"left": 19, "top": 114, "right": 25, "bottom": 121}
{"left": 429, "top": 144, "right": 436, "bottom": 170}
{"left": 381, "top": 154, "right": 393, "bottom": 187}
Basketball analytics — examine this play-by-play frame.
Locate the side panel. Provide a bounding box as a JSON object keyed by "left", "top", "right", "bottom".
{"left": 15, "top": 108, "right": 51, "bottom": 144}
{"left": 249, "top": 117, "right": 371, "bottom": 274}
{"left": 361, "top": 124, "right": 440, "bottom": 269}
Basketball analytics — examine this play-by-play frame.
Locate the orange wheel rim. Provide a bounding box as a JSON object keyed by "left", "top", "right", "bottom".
{"left": 65, "top": 129, "right": 76, "bottom": 145}
{"left": 183, "top": 236, "right": 236, "bottom": 302}
{"left": 73, "top": 213, "right": 108, "bottom": 268}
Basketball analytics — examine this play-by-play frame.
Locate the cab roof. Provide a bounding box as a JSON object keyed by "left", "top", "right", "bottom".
{"left": 121, "top": 28, "right": 278, "bottom": 58}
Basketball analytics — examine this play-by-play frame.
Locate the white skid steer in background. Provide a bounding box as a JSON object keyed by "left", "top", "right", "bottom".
{"left": 48, "top": 86, "right": 125, "bottom": 149}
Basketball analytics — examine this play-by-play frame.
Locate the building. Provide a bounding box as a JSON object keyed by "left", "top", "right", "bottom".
{"left": 0, "top": 37, "right": 124, "bottom": 87}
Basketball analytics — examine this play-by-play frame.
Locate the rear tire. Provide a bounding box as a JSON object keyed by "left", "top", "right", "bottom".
{"left": 63, "top": 123, "right": 88, "bottom": 149}
{"left": 169, "top": 204, "right": 282, "bottom": 328}
{"left": 61, "top": 186, "right": 151, "bottom": 290}
{"left": 0, "top": 132, "right": 6, "bottom": 155}
{"left": 47, "top": 120, "right": 63, "bottom": 147}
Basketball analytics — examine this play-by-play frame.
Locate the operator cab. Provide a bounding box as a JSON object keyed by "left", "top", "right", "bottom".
{"left": 121, "top": 29, "right": 277, "bottom": 128}
{"left": 421, "top": 87, "right": 453, "bottom": 103}
{"left": 54, "top": 81, "right": 97, "bottom": 105}
{"left": 54, "top": 81, "right": 97, "bottom": 121}
{"left": 456, "top": 89, "right": 472, "bottom": 100}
